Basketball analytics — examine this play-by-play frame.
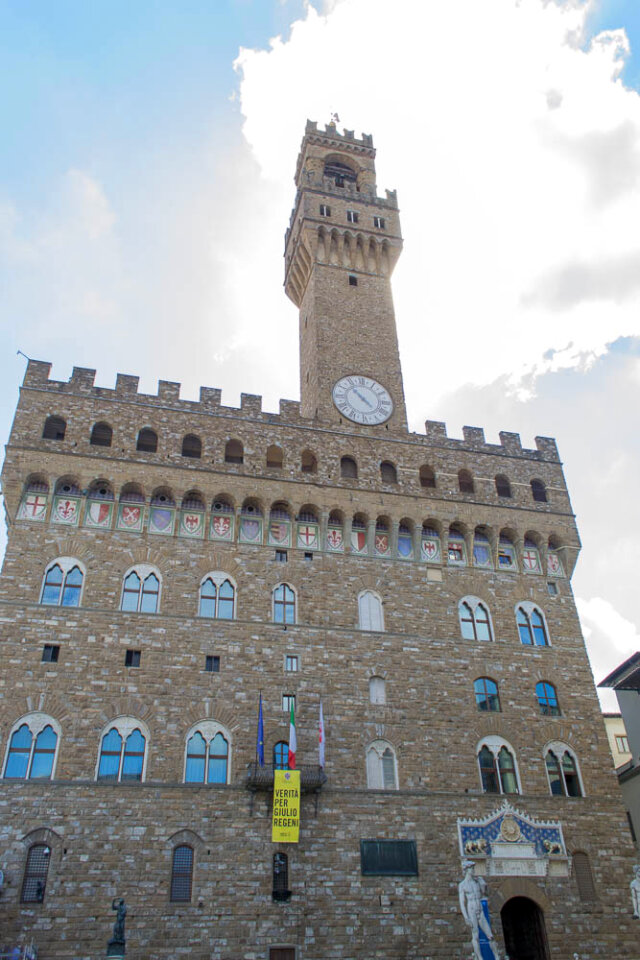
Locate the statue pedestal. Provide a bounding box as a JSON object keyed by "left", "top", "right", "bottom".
{"left": 106, "top": 941, "right": 125, "bottom": 959}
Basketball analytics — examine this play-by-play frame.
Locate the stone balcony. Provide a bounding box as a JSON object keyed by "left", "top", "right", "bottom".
{"left": 245, "top": 762, "right": 327, "bottom": 793}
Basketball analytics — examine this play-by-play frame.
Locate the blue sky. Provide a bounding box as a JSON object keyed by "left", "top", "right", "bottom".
{"left": 1, "top": 0, "right": 640, "bottom": 705}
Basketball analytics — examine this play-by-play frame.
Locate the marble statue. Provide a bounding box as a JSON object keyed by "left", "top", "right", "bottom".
{"left": 458, "top": 859, "right": 501, "bottom": 960}
{"left": 631, "top": 864, "right": 640, "bottom": 919}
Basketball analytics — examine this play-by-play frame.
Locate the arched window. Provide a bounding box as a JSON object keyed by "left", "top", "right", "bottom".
{"left": 43, "top": 416, "right": 66, "bottom": 440}
{"left": 170, "top": 845, "right": 194, "bottom": 902}
{"left": 458, "top": 470, "right": 474, "bottom": 494}
{"left": 531, "top": 479, "right": 548, "bottom": 503}
{"left": 474, "top": 677, "right": 500, "bottom": 712}
{"left": 273, "top": 584, "right": 296, "bottom": 624}
{"left": 536, "top": 681, "right": 560, "bottom": 716}
{"left": 199, "top": 574, "right": 236, "bottom": 620}
{"left": 121, "top": 566, "right": 161, "bottom": 614}
{"left": 324, "top": 158, "right": 357, "bottom": 183}
{"left": 358, "top": 591, "right": 384, "bottom": 632}
{"left": 366, "top": 740, "right": 398, "bottom": 790}
{"left": 477, "top": 738, "right": 519, "bottom": 795}
{"left": 184, "top": 722, "right": 230, "bottom": 784}
{"left": 273, "top": 852, "right": 290, "bottom": 901}
{"left": 516, "top": 604, "right": 549, "bottom": 646}
{"left": 273, "top": 741, "right": 289, "bottom": 770}
{"left": 225, "top": 439, "right": 243, "bottom": 464}
{"left": 545, "top": 744, "right": 583, "bottom": 797}
{"left": 419, "top": 465, "right": 436, "bottom": 489}
{"left": 21, "top": 844, "right": 51, "bottom": 903}
{"left": 136, "top": 428, "right": 157, "bottom": 453}
{"left": 340, "top": 456, "right": 358, "bottom": 479}
{"left": 181, "top": 434, "right": 201, "bottom": 459}
{"left": 573, "top": 852, "right": 597, "bottom": 901}
{"left": 301, "top": 450, "right": 317, "bottom": 474}
{"left": 90, "top": 422, "right": 112, "bottom": 447}
{"left": 3, "top": 715, "right": 60, "bottom": 780}
{"left": 40, "top": 559, "right": 84, "bottom": 607}
{"left": 266, "top": 445, "right": 284, "bottom": 468}
{"left": 495, "top": 475, "right": 511, "bottom": 498}
{"left": 97, "top": 719, "right": 147, "bottom": 782}
{"left": 369, "top": 676, "right": 386, "bottom": 705}
{"left": 380, "top": 461, "right": 397, "bottom": 484}
{"left": 459, "top": 597, "right": 493, "bottom": 641}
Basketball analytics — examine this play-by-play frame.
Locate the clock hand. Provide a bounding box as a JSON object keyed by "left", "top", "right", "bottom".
{"left": 352, "top": 388, "right": 373, "bottom": 408}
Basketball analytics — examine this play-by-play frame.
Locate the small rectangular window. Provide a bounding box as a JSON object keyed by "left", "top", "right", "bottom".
{"left": 205, "top": 655, "right": 220, "bottom": 673}
{"left": 616, "top": 735, "right": 629, "bottom": 753}
{"left": 547, "top": 581, "right": 558, "bottom": 596}
{"left": 285, "top": 655, "right": 299, "bottom": 672}
{"left": 348, "top": 275, "right": 358, "bottom": 286}
{"left": 42, "top": 644, "right": 60, "bottom": 663}
{"left": 125, "top": 649, "right": 141, "bottom": 668}
{"left": 346, "top": 210, "right": 359, "bottom": 223}
{"left": 304, "top": 552, "right": 313, "bottom": 561}
{"left": 360, "top": 839, "right": 418, "bottom": 876}
{"left": 282, "top": 694, "right": 295, "bottom": 713}
{"left": 319, "top": 204, "right": 331, "bottom": 217}
{"left": 275, "top": 550, "right": 288, "bottom": 563}
{"left": 373, "top": 216, "right": 385, "bottom": 229}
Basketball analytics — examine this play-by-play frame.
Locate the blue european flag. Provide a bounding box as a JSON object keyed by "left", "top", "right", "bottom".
{"left": 257, "top": 694, "right": 265, "bottom": 767}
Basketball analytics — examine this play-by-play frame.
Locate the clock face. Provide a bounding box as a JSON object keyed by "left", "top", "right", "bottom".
{"left": 332, "top": 375, "right": 393, "bottom": 425}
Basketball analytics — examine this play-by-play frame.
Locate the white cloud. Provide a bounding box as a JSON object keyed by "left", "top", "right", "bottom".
{"left": 232, "top": 0, "right": 640, "bottom": 418}
{"left": 576, "top": 596, "right": 640, "bottom": 709}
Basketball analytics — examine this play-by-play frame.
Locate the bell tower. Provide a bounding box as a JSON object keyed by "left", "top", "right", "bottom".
{"left": 284, "top": 120, "right": 407, "bottom": 432}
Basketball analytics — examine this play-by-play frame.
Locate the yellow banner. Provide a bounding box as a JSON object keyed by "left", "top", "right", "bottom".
{"left": 272, "top": 769, "right": 301, "bottom": 843}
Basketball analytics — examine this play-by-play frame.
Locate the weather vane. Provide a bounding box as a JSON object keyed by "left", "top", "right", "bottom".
{"left": 330, "top": 112, "right": 340, "bottom": 125}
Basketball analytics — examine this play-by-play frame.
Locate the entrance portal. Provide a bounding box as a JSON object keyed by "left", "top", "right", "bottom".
{"left": 500, "top": 896, "right": 550, "bottom": 960}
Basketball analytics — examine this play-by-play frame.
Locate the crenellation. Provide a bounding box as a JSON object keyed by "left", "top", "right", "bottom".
{"left": 462, "top": 426, "right": 486, "bottom": 447}
{"left": 115, "top": 372, "right": 140, "bottom": 396}
{"left": 240, "top": 393, "right": 264, "bottom": 415}
{"left": 199, "top": 385, "right": 222, "bottom": 408}
{"left": 535, "top": 436, "right": 560, "bottom": 459}
{"left": 157, "top": 380, "right": 181, "bottom": 401}
{"left": 69, "top": 367, "right": 97, "bottom": 391}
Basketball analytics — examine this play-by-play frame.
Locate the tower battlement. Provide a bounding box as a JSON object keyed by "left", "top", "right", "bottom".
{"left": 20, "top": 360, "right": 559, "bottom": 461}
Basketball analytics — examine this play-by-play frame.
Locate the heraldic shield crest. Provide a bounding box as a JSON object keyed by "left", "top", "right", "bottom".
{"left": 211, "top": 515, "right": 234, "bottom": 541}
{"left": 85, "top": 500, "right": 112, "bottom": 528}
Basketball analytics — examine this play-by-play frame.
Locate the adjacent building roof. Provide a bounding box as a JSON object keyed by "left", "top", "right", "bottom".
{"left": 599, "top": 652, "right": 640, "bottom": 691}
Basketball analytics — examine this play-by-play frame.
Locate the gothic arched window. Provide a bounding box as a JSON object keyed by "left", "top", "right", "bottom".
{"left": 97, "top": 719, "right": 147, "bottom": 782}
{"left": 545, "top": 744, "right": 583, "bottom": 797}
{"left": 3, "top": 715, "right": 60, "bottom": 780}
{"left": 516, "top": 604, "right": 549, "bottom": 646}
{"left": 273, "top": 584, "right": 296, "bottom": 624}
{"left": 536, "top": 681, "right": 560, "bottom": 716}
{"left": 199, "top": 574, "right": 236, "bottom": 620}
{"left": 366, "top": 740, "right": 398, "bottom": 790}
{"left": 185, "top": 724, "right": 230, "bottom": 784}
{"left": 358, "top": 591, "right": 384, "bottom": 632}
{"left": 477, "top": 738, "right": 520, "bottom": 795}
{"left": 121, "top": 566, "right": 161, "bottom": 614}
{"left": 40, "top": 559, "right": 84, "bottom": 607}
{"left": 459, "top": 597, "right": 493, "bottom": 642}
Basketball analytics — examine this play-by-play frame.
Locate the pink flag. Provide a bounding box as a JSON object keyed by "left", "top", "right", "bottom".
{"left": 288, "top": 701, "right": 297, "bottom": 770}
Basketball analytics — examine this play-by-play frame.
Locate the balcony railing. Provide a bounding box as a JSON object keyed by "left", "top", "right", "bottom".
{"left": 246, "top": 762, "right": 327, "bottom": 793}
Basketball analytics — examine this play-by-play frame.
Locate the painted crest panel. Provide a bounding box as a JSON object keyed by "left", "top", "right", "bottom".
{"left": 210, "top": 514, "right": 235, "bottom": 542}
{"left": 374, "top": 533, "right": 389, "bottom": 556}
{"left": 116, "top": 503, "right": 144, "bottom": 533}
{"left": 84, "top": 500, "right": 113, "bottom": 529}
{"left": 179, "top": 510, "right": 205, "bottom": 539}
{"left": 268, "top": 520, "right": 291, "bottom": 547}
{"left": 51, "top": 495, "right": 80, "bottom": 526}
{"left": 397, "top": 533, "right": 413, "bottom": 559}
{"left": 238, "top": 516, "right": 262, "bottom": 544}
{"left": 547, "top": 552, "right": 564, "bottom": 577}
{"left": 447, "top": 539, "right": 467, "bottom": 565}
{"left": 297, "top": 523, "right": 318, "bottom": 550}
{"left": 351, "top": 529, "right": 367, "bottom": 554}
{"left": 326, "top": 525, "right": 344, "bottom": 552}
{"left": 473, "top": 544, "right": 492, "bottom": 568}
{"left": 523, "top": 548, "right": 542, "bottom": 573}
{"left": 498, "top": 546, "right": 517, "bottom": 570}
{"left": 17, "top": 493, "right": 48, "bottom": 522}
{"left": 421, "top": 537, "right": 440, "bottom": 562}
{"left": 149, "top": 506, "right": 175, "bottom": 536}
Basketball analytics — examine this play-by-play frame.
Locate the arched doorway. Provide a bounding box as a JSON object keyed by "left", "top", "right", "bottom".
{"left": 501, "top": 896, "right": 550, "bottom": 960}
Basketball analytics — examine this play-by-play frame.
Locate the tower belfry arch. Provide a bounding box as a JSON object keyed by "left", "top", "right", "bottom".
{"left": 284, "top": 120, "right": 407, "bottom": 430}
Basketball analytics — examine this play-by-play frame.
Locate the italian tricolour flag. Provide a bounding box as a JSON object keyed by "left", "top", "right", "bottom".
{"left": 288, "top": 701, "right": 297, "bottom": 770}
